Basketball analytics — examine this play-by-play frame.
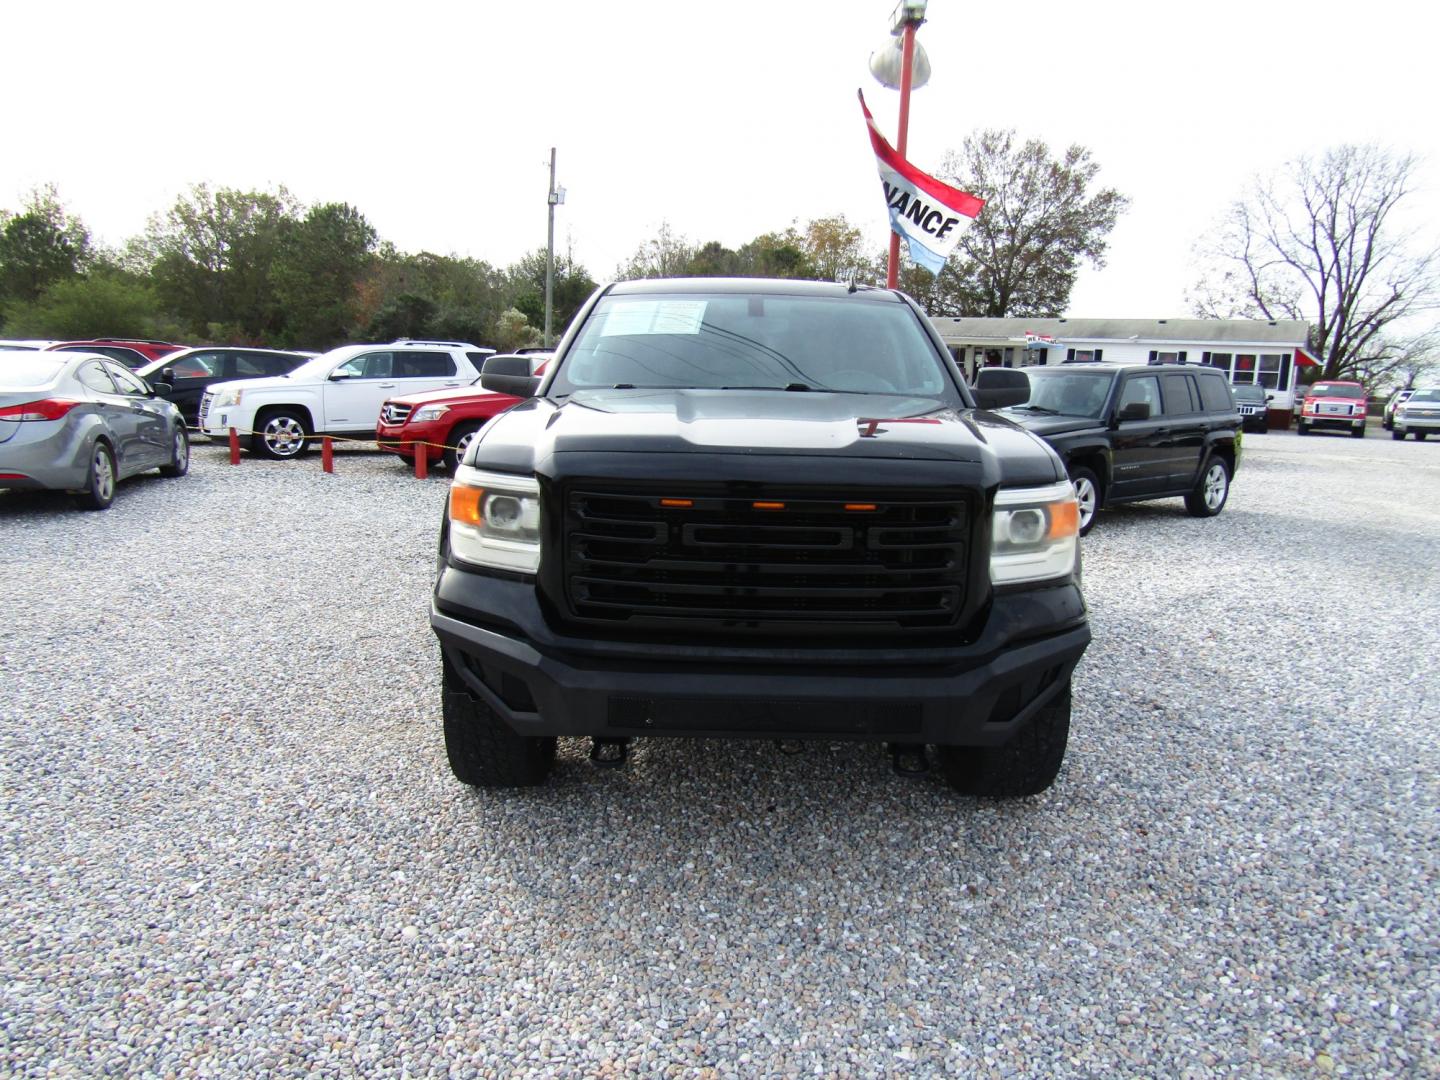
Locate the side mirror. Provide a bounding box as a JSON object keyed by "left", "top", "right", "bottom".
{"left": 328, "top": 370, "right": 353, "bottom": 381}
{"left": 481, "top": 355, "right": 540, "bottom": 398}
{"left": 1117, "top": 401, "right": 1151, "bottom": 422}
{"left": 161, "top": 367, "right": 176, "bottom": 383}
{"left": 972, "top": 368, "right": 1030, "bottom": 410}
{"left": 150, "top": 381, "right": 173, "bottom": 396}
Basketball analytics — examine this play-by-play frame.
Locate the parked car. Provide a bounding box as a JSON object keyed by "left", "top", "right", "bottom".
{"left": 134, "top": 346, "right": 315, "bottom": 425}
{"left": 198, "top": 340, "right": 496, "bottom": 459}
{"left": 982, "top": 362, "right": 1241, "bottom": 535}
{"left": 1383, "top": 388, "right": 1415, "bottom": 430}
{"left": 376, "top": 353, "right": 551, "bottom": 471}
{"left": 431, "top": 278, "right": 1090, "bottom": 797}
{"left": 1391, "top": 387, "right": 1440, "bottom": 441}
{"left": 45, "top": 339, "right": 186, "bottom": 370}
{"left": 1, "top": 339, "right": 59, "bottom": 351}
{"left": 1232, "top": 384, "right": 1269, "bottom": 433}
{"left": 1297, "top": 380, "right": 1368, "bottom": 437}
{"left": 0, "top": 350, "right": 189, "bottom": 510}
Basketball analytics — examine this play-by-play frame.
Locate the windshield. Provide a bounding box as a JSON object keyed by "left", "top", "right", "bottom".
{"left": 552, "top": 292, "right": 953, "bottom": 398}
{"left": 1232, "top": 385, "right": 1267, "bottom": 402}
{"left": 1408, "top": 389, "right": 1440, "bottom": 403}
{"left": 1009, "top": 369, "right": 1114, "bottom": 418}
{"left": 0, "top": 355, "right": 66, "bottom": 388}
{"left": 1307, "top": 384, "right": 1364, "bottom": 398}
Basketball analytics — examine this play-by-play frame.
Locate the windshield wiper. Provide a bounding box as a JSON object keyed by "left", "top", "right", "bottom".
{"left": 720, "top": 383, "right": 813, "bottom": 391}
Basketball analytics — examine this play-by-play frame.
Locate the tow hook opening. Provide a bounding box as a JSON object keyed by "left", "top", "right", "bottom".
{"left": 890, "top": 742, "right": 929, "bottom": 776}
{"left": 590, "top": 737, "right": 629, "bottom": 768}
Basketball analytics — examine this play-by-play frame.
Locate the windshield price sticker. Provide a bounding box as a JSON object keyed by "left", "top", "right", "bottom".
{"left": 599, "top": 300, "right": 707, "bottom": 337}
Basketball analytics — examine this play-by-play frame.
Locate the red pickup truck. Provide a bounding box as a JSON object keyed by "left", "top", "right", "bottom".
{"left": 1297, "top": 380, "right": 1368, "bottom": 438}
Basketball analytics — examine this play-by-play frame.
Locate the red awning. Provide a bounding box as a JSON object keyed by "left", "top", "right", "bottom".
{"left": 1295, "top": 347, "right": 1320, "bottom": 367}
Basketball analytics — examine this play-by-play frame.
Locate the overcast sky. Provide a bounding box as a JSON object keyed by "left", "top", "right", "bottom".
{"left": 6, "top": 0, "right": 1437, "bottom": 318}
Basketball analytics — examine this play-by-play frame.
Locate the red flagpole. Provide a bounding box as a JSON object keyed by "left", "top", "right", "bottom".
{"left": 886, "top": 22, "right": 918, "bottom": 290}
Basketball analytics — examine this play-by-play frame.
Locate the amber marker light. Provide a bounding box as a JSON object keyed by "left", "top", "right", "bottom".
{"left": 752, "top": 501, "right": 786, "bottom": 510}
{"left": 449, "top": 483, "right": 484, "bottom": 525}
{"left": 844, "top": 503, "right": 878, "bottom": 512}
{"left": 1047, "top": 499, "right": 1080, "bottom": 539}
{"left": 660, "top": 498, "right": 693, "bottom": 508}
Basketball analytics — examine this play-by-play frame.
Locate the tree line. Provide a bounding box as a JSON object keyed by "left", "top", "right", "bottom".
{"left": 2, "top": 134, "right": 1433, "bottom": 387}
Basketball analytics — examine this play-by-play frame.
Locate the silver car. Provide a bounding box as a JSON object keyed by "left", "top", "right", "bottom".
{"left": 1392, "top": 387, "right": 1440, "bottom": 441}
{"left": 0, "top": 351, "right": 190, "bottom": 510}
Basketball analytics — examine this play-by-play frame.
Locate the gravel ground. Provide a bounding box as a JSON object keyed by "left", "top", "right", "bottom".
{"left": 1, "top": 431, "right": 1436, "bottom": 1078}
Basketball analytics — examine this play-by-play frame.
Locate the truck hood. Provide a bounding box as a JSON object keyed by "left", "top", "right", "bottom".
{"left": 205, "top": 375, "right": 303, "bottom": 396}
{"left": 471, "top": 389, "right": 1064, "bottom": 484}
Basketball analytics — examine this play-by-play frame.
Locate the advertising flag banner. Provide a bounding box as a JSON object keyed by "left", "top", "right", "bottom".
{"left": 859, "top": 90, "right": 984, "bottom": 275}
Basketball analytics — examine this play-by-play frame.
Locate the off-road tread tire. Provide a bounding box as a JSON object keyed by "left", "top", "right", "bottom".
{"left": 159, "top": 427, "right": 190, "bottom": 477}
{"left": 442, "top": 667, "right": 555, "bottom": 788}
{"left": 938, "top": 683, "right": 1071, "bottom": 798}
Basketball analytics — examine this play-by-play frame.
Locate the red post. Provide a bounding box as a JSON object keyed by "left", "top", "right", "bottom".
{"left": 321, "top": 436, "right": 334, "bottom": 473}
{"left": 413, "top": 442, "right": 428, "bottom": 479}
{"left": 886, "top": 21, "right": 918, "bottom": 290}
{"left": 228, "top": 427, "right": 240, "bottom": 465}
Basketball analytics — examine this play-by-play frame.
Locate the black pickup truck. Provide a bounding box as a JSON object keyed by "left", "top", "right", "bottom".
{"left": 429, "top": 279, "right": 1089, "bottom": 797}
{"left": 979, "top": 363, "right": 1242, "bottom": 534}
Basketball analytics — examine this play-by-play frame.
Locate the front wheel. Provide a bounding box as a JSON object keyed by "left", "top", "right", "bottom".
{"left": 1069, "top": 465, "right": 1101, "bottom": 536}
{"left": 75, "top": 442, "right": 116, "bottom": 511}
{"left": 159, "top": 427, "right": 190, "bottom": 477}
{"left": 1297, "top": 421, "right": 1309, "bottom": 435}
{"left": 443, "top": 420, "right": 485, "bottom": 472}
{"left": 1185, "top": 457, "right": 1230, "bottom": 518}
{"left": 252, "top": 409, "right": 310, "bottom": 459}
{"left": 938, "top": 683, "right": 1071, "bottom": 797}
{"left": 1393, "top": 429, "right": 1406, "bottom": 441}
{"left": 1418, "top": 432, "right": 1429, "bottom": 442}
{"left": 442, "top": 659, "right": 555, "bottom": 787}
{"left": 1351, "top": 425, "right": 1367, "bottom": 439}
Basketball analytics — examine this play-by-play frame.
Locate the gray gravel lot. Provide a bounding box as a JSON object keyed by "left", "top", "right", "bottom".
{"left": 1, "top": 431, "right": 1437, "bottom": 1078}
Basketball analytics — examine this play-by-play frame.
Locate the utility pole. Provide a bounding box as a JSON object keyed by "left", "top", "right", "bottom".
{"left": 544, "top": 148, "right": 557, "bottom": 347}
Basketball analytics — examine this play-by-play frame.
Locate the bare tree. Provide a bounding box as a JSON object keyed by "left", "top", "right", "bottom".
{"left": 1190, "top": 145, "right": 1439, "bottom": 384}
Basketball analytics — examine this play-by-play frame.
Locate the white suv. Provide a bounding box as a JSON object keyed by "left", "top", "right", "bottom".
{"left": 199, "top": 340, "right": 494, "bottom": 458}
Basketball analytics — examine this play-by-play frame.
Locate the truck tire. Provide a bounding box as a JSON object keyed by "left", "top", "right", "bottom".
{"left": 1393, "top": 429, "right": 1406, "bottom": 441}
{"left": 1069, "top": 465, "right": 1101, "bottom": 536}
{"left": 1351, "top": 424, "right": 1366, "bottom": 439}
{"left": 1184, "top": 456, "right": 1230, "bottom": 517}
{"left": 1297, "top": 421, "right": 1309, "bottom": 435}
{"left": 442, "top": 662, "right": 555, "bottom": 787}
{"left": 1418, "top": 432, "right": 1428, "bottom": 442}
{"left": 443, "top": 420, "right": 484, "bottom": 472}
{"left": 938, "top": 683, "right": 1071, "bottom": 797}
{"left": 252, "top": 408, "right": 310, "bottom": 459}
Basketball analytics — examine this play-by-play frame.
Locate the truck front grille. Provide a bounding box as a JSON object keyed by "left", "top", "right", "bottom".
{"left": 563, "top": 486, "right": 970, "bottom": 631}
{"left": 197, "top": 392, "right": 213, "bottom": 428}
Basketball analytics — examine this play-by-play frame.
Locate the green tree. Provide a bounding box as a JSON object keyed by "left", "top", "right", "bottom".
{"left": 358, "top": 249, "right": 508, "bottom": 346}
{"left": 616, "top": 222, "right": 695, "bottom": 280}
{"left": 735, "top": 230, "right": 816, "bottom": 279}
{"left": 270, "top": 202, "right": 378, "bottom": 348}
{"left": 2, "top": 271, "right": 160, "bottom": 339}
{"left": 505, "top": 247, "right": 596, "bottom": 338}
{"left": 0, "top": 185, "right": 91, "bottom": 314}
{"left": 141, "top": 184, "right": 302, "bottom": 339}
{"left": 801, "top": 215, "right": 871, "bottom": 283}
{"left": 492, "top": 307, "right": 543, "bottom": 351}
{"left": 938, "top": 132, "right": 1128, "bottom": 317}
{"left": 365, "top": 293, "right": 438, "bottom": 341}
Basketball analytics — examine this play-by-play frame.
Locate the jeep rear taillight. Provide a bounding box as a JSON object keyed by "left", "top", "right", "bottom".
{"left": 0, "top": 398, "right": 83, "bottom": 421}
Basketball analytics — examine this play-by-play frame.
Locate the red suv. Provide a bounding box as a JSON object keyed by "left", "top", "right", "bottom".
{"left": 1298, "top": 380, "right": 1368, "bottom": 438}
{"left": 45, "top": 339, "right": 186, "bottom": 370}
{"left": 377, "top": 355, "right": 550, "bottom": 471}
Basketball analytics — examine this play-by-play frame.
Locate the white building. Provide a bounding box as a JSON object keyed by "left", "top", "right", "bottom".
{"left": 931, "top": 316, "right": 1316, "bottom": 427}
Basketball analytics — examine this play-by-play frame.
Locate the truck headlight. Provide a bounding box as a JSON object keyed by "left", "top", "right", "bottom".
{"left": 448, "top": 466, "right": 542, "bottom": 573}
{"left": 990, "top": 481, "right": 1080, "bottom": 585}
{"left": 211, "top": 387, "right": 242, "bottom": 409}
{"left": 412, "top": 404, "right": 449, "bottom": 423}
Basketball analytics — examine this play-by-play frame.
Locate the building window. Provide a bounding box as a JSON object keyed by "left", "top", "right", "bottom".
{"left": 1257, "top": 353, "right": 1286, "bottom": 390}
{"left": 1231, "top": 354, "right": 1258, "bottom": 385}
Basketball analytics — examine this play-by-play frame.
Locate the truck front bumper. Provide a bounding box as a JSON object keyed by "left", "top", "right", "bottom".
{"left": 430, "top": 571, "right": 1090, "bottom": 747}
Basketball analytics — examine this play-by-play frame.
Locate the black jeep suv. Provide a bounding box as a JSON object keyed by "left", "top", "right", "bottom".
{"left": 984, "top": 363, "right": 1242, "bottom": 534}
{"left": 430, "top": 279, "right": 1090, "bottom": 797}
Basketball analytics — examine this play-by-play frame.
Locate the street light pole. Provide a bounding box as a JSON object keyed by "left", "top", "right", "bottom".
{"left": 885, "top": 5, "right": 925, "bottom": 289}
{"left": 544, "top": 147, "right": 557, "bottom": 347}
